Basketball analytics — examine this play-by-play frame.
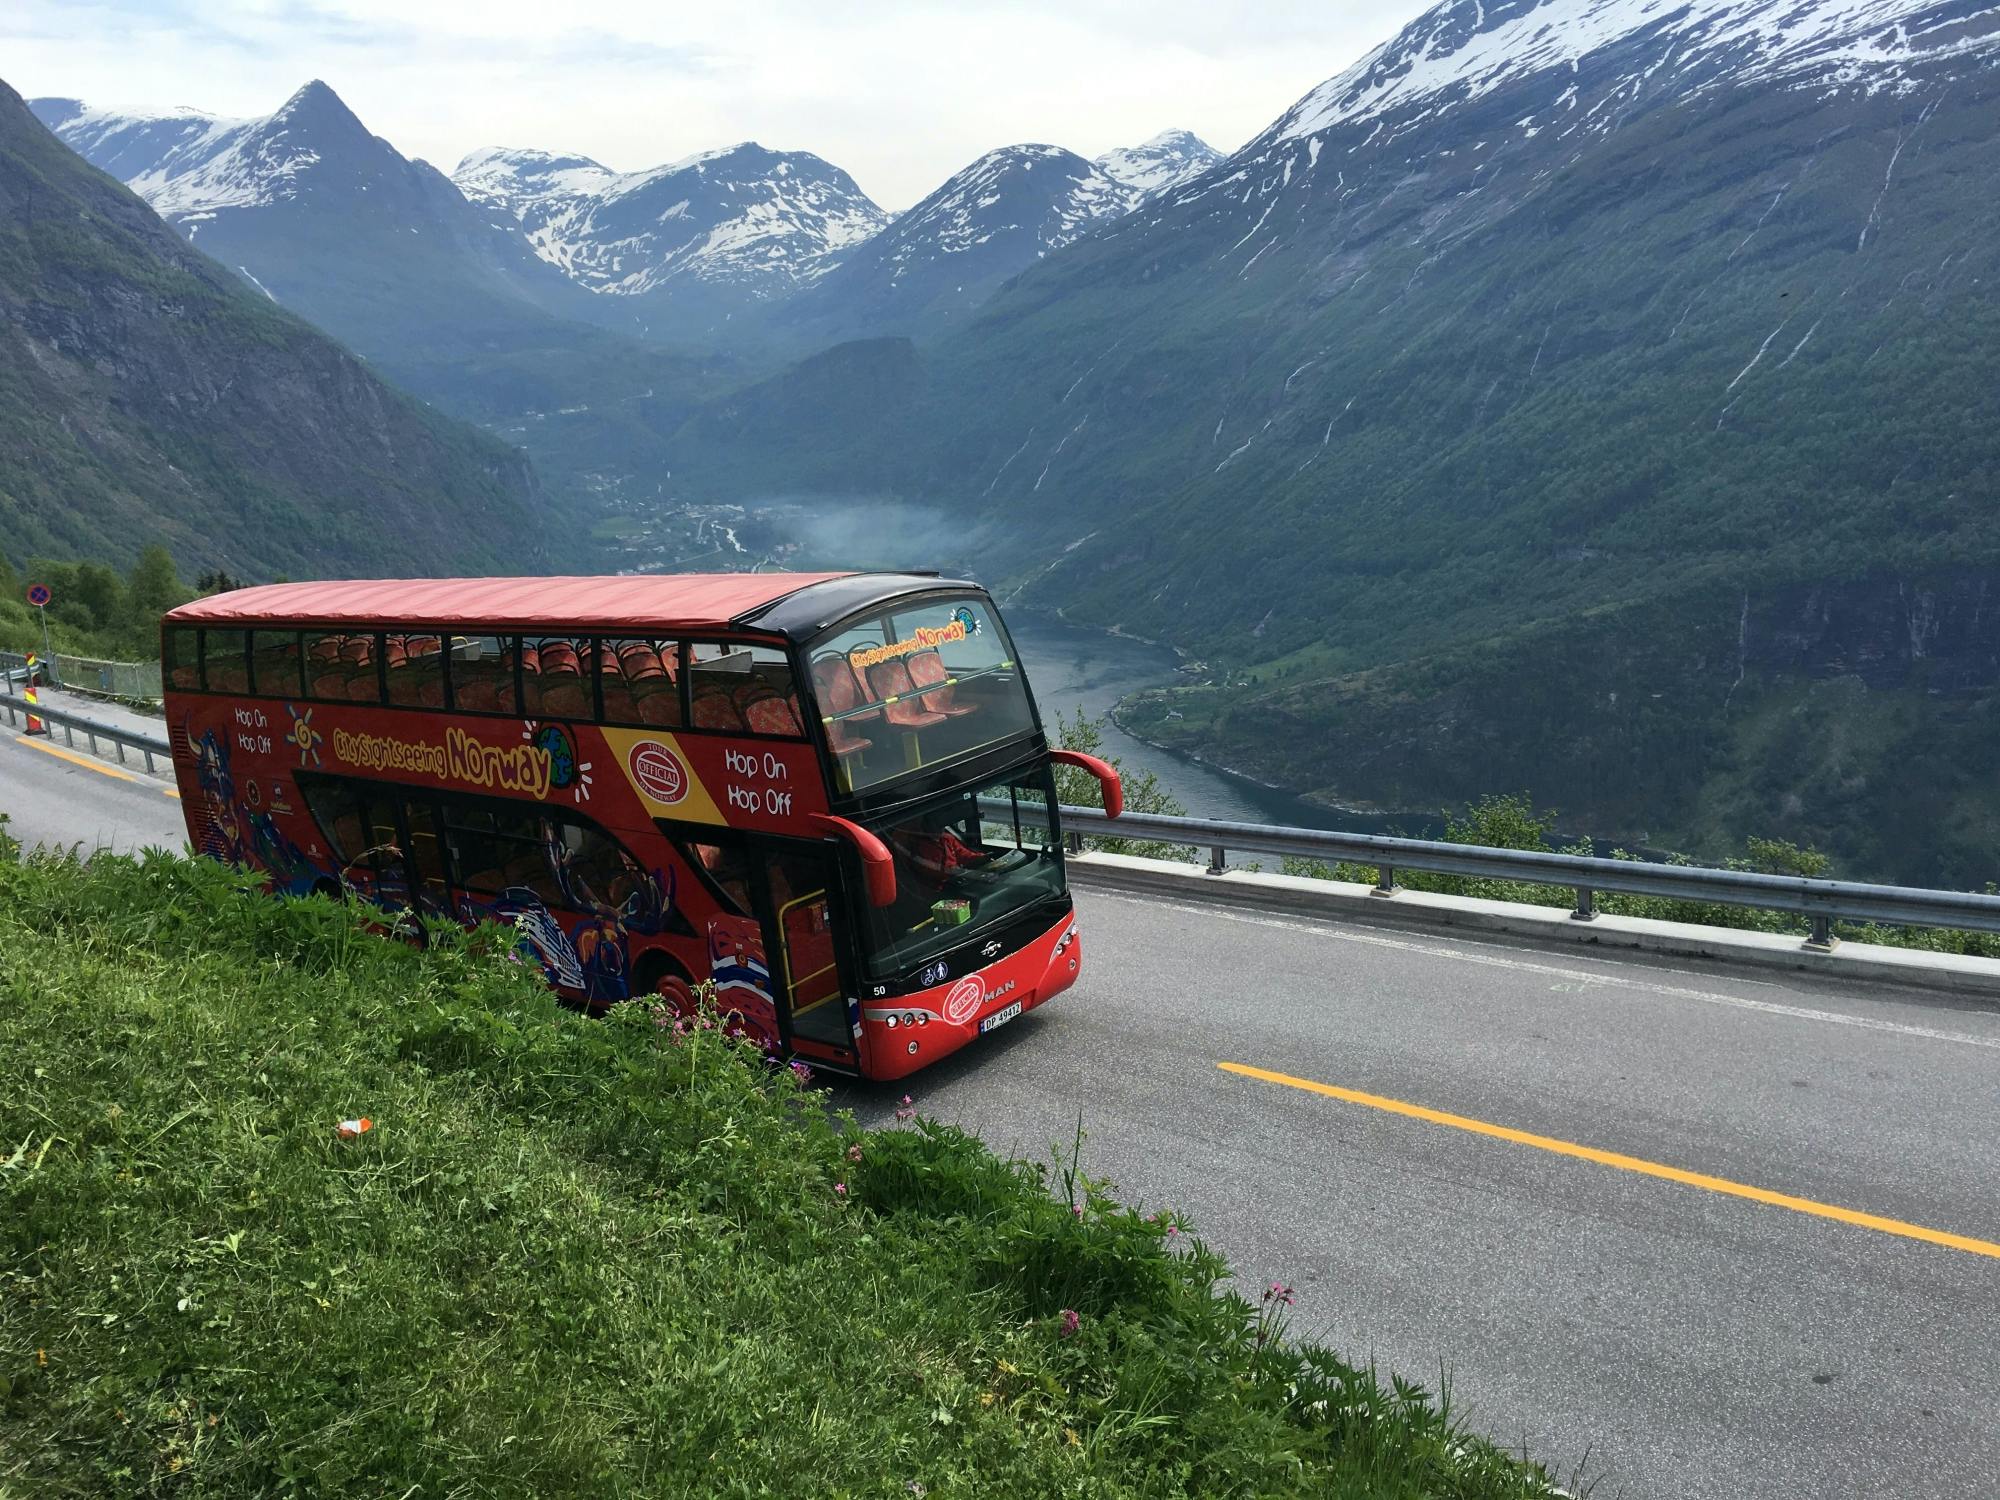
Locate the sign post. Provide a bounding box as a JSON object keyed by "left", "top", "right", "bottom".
{"left": 24, "top": 583, "right": 53, "bottom": 680}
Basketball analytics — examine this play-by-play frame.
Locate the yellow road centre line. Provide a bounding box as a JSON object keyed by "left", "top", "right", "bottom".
{"left": 1219, "top": 1061, "right": 2000, "bottom": 1261}
{"left": 11, "top": 733, "right": 140, "bottom": 783}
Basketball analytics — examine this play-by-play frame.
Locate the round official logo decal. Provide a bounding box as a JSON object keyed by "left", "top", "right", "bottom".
{"left": 629, "top": 741, "right": 688, "bottom": 804}
{"left": 942, "top": 976, "right": 985, "bottom": 1025}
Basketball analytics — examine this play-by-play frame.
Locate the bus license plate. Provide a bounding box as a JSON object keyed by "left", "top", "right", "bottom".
{"left": 979, "top": 1001, "right": 1024, "bottom": 1034}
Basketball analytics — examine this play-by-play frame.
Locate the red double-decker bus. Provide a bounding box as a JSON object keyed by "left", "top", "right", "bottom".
{"left": 160, "top": 573, "right": 1120, "bottom": 1079}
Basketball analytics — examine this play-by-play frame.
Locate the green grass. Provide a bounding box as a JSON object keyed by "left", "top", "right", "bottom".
{"left": 0, "top": 844, "right": 1563, "bottom": 1498}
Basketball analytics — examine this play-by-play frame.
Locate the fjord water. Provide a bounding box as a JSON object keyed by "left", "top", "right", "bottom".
{"left": 1007, "top": 612, "right": 1444, "bottom": 841}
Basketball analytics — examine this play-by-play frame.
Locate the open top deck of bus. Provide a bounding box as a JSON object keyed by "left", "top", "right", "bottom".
{"left": 162, "top": 572, "right": 974, "bottom": 638}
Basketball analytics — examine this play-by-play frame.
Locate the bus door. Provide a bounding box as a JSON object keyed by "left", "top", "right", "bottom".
{"left": 758, "top": 844, "right": 858, "bottom": 1066}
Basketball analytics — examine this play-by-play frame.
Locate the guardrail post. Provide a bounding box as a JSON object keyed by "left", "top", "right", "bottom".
{"left": 1804, "top": 914, "right": 1838, "bottom": 952}
{"left": 1371, "top": 864, "right": 1399, "bottom": 897}
{"left": 1571, "top": 887, "right": 1596, "bottom": 921}
{"left": 1207, "top": 845, "right": 1227, "bottom": 875}
{"left": 1066, "top": 831, "right": 1083, "bottom": 855}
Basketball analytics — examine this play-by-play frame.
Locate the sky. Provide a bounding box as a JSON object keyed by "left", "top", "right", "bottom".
{"left": 7, "top": 0, "right": 1432, "bottom": 207}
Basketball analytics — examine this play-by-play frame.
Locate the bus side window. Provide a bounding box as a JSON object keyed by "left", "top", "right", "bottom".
{"left": 523, "top": 635, "right": 592, "bottom": 720}
{"left": 684, "top": 840, "right": 753, "bottom": 915}
{"left": 689, "top": 642, "right": 800, "bottom": 735}
{"left": 304, "top": 633, "right": 344, "bottom": 700}
{"left": 601, "top": 638, "right": 683, "bottom": 727}
{"left": 249, "top": 629, "right": 302, "bottom": 698}
{"left": 164, "top": 627, "right": 202, "bottom": 691}
{"left": 204, "top": 630, "right": 250, "bottom": 694}
{"left": 385, "top": 634, "right": 445, "bottom": 707}
{"left": 451, "top": 635, "right": 517, "bottom": 715}
{"left": 340, "top": 634, "right": 383, "bottom": 705}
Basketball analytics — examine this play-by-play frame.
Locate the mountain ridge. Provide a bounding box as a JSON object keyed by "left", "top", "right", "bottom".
{"left": 0, "top": 75, "right": 549, "bottom": 579}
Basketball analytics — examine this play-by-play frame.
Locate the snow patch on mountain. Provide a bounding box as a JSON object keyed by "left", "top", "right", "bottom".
{"left": 1093, "top": 129, "right": 1223, "bottom": 197}
{"left": 452, "top": 141, "right": 889, "bottom": 298}
{"left": 1275, "top": 0, "right": 2000, "bottom": 144}
{"left": 35, "top": 81, "right": 368, "bottom": 220}
{"left": 880, "top": 144, "right": 1139, "bottom": 268}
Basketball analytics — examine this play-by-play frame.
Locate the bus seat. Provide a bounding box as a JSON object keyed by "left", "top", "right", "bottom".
{"left": 906, "top": 649, "right": 977, "bottom": 716}
{"left": 540, "top": 684, "right": 590, "bottom": 718}
{"left": 635, "top": 684, "right": 681, "bottom": 726}
{"left": 601, "top": 681, "right": 639, "bottom": 722}
{"left": 619, "top": 643, "right": 669, "bottom": 681}
{"left": 741, "top": 692, "right": 802, "bottom": 737}
{"left": 454, "top": 671, "right": 502, "bottom": 713}
{"left": 340, "top": 636, "right": 374, "bottom": 668}
{"left": 692, "top": 685, "right": 744, "bottom": 732}
{"left": 810, "top": 655, "right": 878, "bottom": 755}
{"left": 866, "top": 659, "right": 950, "bottom": 728}
{"left": 540, "top": 640, "right": 581, "bottom": 676}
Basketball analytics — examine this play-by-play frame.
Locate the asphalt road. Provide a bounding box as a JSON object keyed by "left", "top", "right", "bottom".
{"left": 7, "top": 698, "right": 1997, "bottom": 1497}
{"left": 838, "top": 887, "right": 2000, "bottom": 1499}
{"left": 1, "top": 688, "right": 187, "bottom": 854}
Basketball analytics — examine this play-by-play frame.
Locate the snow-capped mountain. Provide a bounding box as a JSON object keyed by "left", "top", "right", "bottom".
{"left": 30, "top": 81, "right": 590, "bottom": 331}
{"left": 453, "top": 141, "right": 889, "bottom": 325}
{"left": 1092, "top": 129, "right": 1221, "bottom": 197}
{"left": 1267, "top": 0, "right": 1998, "bottom": 148}
{"left": 778, "top": 143, "right": 1142, "bottom": 342}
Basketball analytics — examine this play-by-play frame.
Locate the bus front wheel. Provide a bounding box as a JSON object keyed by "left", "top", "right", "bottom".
{"left": 638, "top": 955, "right": 698, "bottom": 1016}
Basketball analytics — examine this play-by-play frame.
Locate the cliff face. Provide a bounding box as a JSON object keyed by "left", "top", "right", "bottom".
{"left": 1744, "top": 571, "right": 2000, "bottom": 694}
{"left": 1126, "top": 569, "right": 2000, "bottom": 887}
{"left": 0, "top": 78, "right": 549, "bottom": 578}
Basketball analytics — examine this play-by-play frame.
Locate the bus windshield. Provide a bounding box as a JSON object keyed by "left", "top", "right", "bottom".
{"left": 860, "top": 766, "right": 1064, "bottom": 975}
{"left": 805, "top": 595, "right": 1036, "bottom": 792}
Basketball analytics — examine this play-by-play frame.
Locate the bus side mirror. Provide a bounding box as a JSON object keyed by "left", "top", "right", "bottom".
{"left": 808, "top": 813, "right": 898, "bottom": 907}
{"left": 1051, "top": 750, "right": 1123, "bottom": 819}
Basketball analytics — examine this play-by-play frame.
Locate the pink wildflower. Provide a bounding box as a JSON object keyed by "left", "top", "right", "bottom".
{"left": 847, "top": 1145, "right": 864, "bottom": 1163}
{"left": 1071, "top": 1204, "right": 1084, "bottom": 1220}
{"left": 1058, "top": 1308, "right": 1080, "bottom": 1338}
{"left": 790, "top": 1061, "right": 814, "bottom": 1085}
{"left": 834, "top": 1182, "right": 848, "bottom": 1197}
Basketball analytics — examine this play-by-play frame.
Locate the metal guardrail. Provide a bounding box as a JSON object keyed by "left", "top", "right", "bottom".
{"left": 0, "top": 690, "right": 172, "bottom": 775}
{"left": 1059, "top": 804, "right": 2000, "bottom": 949}
{"left": 6, "top": 690, "right": 1995, "bottom": 951}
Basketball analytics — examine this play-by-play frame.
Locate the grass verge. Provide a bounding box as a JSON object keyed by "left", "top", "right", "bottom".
{"left": 0, "top": 847, "right": 1564, "bottom": 1497}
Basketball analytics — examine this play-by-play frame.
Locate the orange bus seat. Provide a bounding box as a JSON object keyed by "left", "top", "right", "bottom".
{"left": 691, "top": 685, "right": 743, "bottom": 731}
{"left": 742, "top": 692, "right": 802, "bottom": 737}
{"left": 866, "top": 659, "right": 949, "bottom": 728}
{"left": 810, "top": 655, "right": 877, "bottom": 755}
{"left": 906, "top": 649, "right": 977, "bottom": 716}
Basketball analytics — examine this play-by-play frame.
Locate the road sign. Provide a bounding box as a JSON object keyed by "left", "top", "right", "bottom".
{"left": 26, "top": 583, "right": 50, "bottom": 608}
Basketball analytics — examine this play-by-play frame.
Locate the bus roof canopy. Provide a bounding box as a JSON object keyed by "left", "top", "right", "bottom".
{"left": 163, "top": 573, "right": 976, "bottom": 639}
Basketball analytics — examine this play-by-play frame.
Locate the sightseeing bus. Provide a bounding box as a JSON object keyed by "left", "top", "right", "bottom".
{"left": 160, "top": 573, "right": 1121, "bottom": 1080}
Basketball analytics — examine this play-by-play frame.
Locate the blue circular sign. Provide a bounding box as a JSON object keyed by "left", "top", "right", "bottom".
{"left": 26, "top": 583, "right": 50, "bottom": 607}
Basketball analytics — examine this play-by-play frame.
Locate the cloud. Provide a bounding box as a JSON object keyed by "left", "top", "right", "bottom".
{"left": 4, "top": 0, "right": 1430, "bottom": 205}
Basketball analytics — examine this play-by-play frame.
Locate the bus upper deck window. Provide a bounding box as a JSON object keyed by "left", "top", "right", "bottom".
{"left": 385, "top": 634, "right": 445, "bottom": 708}
{"left": 600, "top": 639, "right": 683, "bottom": 727}
{"left": 204, "top": 630, "right": 250, "bottom": 694}
{"left": 690, "top": 642, "right": 801, "bottom": 736}
{"left": 163, "top": 627, "right": 202, "bottom": 691}
{"left": 249, "top": 629, "right": 302, "bottom": 698}
{"left": 523, "top": 635, "right": 592, "bottom": 720}
{"left": 450, "top": 636, "right": 517, "bottom": 714}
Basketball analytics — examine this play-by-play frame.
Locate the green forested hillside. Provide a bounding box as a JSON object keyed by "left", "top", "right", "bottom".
{"left": 0, "top": 78, "right": 549, "bottom": 578}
